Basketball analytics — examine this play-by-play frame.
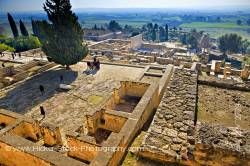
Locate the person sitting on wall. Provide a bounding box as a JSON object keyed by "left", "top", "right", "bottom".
{"left": 93, "top": 57, "right": 100, "bottom": 70}
{"left": 87, "top": 61, "right": 93, "bottom": 70}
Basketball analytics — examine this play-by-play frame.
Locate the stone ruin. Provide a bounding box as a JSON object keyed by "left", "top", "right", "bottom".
{"left": 0, "top": 59, "right": 249, "bottom": 166}
{"left": 0, "top": 60, "right": 56, "bottom": 89}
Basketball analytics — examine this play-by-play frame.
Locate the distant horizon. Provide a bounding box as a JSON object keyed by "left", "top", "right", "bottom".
{"left": 1, "top": 7, "right": 250, "bottom": 14}
{"left": 1, "top": 0, "right": 250, "bottom": 13}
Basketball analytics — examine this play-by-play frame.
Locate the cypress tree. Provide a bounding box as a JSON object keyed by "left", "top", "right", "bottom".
{"left": 7, "top": 13, "right": 19, "bottom": 38}
{"left": 19, "top": 20, "right": 29, "bottom": 36}
{"left": 38, "top": 0, "right": 88, "bottom": 69}
{"left": 165, "top": 24, "right": 168, "bottom": 41}
{"left": 31, "top": 19, "right": 40, "bottom": 36}
{"left": 31, "top": 19, "right": 37, "bottom": 35}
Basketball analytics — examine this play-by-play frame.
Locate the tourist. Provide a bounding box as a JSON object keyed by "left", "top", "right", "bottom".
{"left": 60, "top": 75, "right": 64, "bottom": 83}
{"left": 39, "top": 85, "right": 45, "bottom": 95}
{"left": 87, "top": 61, "right": 93, "bottom": 70}
{"left": 93, "top": 57, "right": 100, "bottom": 70}
{"left": 11, "top": 52, "right": 15, "bottom": 60}
{"left": 40, "top": 106, "right": 45, "bottom": 119}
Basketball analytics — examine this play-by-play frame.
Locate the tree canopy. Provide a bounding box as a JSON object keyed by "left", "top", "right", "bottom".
{"left": 36, "top": 0, "right": 88, "bottom": 68}
{"left": 108, "top": 20, "right": 122, "bottom": 32}
{"left": 218, "top": 34, "right": 243, "bottom": 54}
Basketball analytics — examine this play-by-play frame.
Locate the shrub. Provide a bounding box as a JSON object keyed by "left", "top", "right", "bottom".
{"left": 0, "top": 43, "right": 15, "bottom": 52}
{"left": 3, "top": 36, "right": 41, "bottom": 52}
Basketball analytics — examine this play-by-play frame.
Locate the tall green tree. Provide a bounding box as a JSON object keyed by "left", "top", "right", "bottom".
{"left": 159, "top": 26, "right": 166, "bottom": 42}
{"left": 19, "top": 20, "right": 29, "bottom": 36}
{"left": 7, "top": 13, "right": 19, "bottom": 38}
{"left": 236, "top": 20, "right": 242, "bottom": 26}
{"left": 180, "top": 33, "right": 187, "bottom": 45}
{"left": 219, "top": 34, "right": 243, "bottom": 54}
{"left": 165, "top": 24, "right": 168, "bottom": 41}
{"left": 108, "top": 20, "right": 122, "bottom": 32}
{"left": 152, "top": 29, "right": 156, "bottom": 41}
{"left": 187, "top": 34, "right": 198, "bottom": 49}
{"left": 241, "top": 39, "right": 250, "bottom": 54}
{"left": 31, "top": 19, "right": 38, "bottom": 36}
{"left": 153, "top": 23, "right": 158, "bottom": 30}
{"left": 38, "top": 0, "right": 88, "bottom": 69}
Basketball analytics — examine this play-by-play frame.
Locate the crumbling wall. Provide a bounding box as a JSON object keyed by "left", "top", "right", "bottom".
{"left": 67, "top": 134, "right": 101, "bottom": 163}
{"left": 40, "top": 123, "right": 62, "bottom": 146}
{"left": 10, "top": 121, "right": 41, "bottom": 142}
{"left": 98, "top": 111, "right": 128, "bottom": 133}
{"left": 195, "top": 122, "right": 250, "bottom": 165}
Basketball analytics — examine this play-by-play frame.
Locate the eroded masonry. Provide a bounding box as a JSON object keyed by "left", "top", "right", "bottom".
{"left": 0, "top": 46, "right": 250, "bottom": 166}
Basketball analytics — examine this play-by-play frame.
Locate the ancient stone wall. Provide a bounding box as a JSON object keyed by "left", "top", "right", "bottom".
{"left": 91, "top": 65, "right": 174, "bottom": 166}
{"left": 198, "top": 75, "right": 250, "bottom": 91}
{"left": 139, "top": 68, "right": 198, "bottom": 164}
{"left": 195, "top": 122, "right": 250, "bottom": 165}
{"left": 0, "top": 133, "right": 85, "bottom": 166}
{"left": 67, "top": 134, "right": 101, "bottom": 164}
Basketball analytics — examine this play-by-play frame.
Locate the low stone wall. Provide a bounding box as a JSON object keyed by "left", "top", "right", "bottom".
{"left": 0, "top": 109, "right": 86, "bottom": 166}
{"left": 198, "top": 76, "right": 250, "bottom": 91}
{"left": 40, "top": 123, "right": 63, "bottom": 146}
{"left": 156, "top": 57, "right": 174, "bottom": 65}
{"left": 12, "top": 71, "right": 30, "bottom": 83}
{"left": 20, "top": 48, "right": 43, "bottom": 57}
{"left": 10, "top": 121, "right": 41, "bottom": 142}
{"left": 0, "top": 110, "right": 20, "bottom": 126}
{"left": 98, "top": 110, "right": 128, "bottom": 133}
{"left": 139, "top": 68, "right": 198, "bottom": 164}
{"left": 0, "top": 133, "right": 85, "bottom": 166}
{"left": 67, "top": 134, "right": 101, "bottom": 164}
{"left": 36, "top": 62, "right": 57, "bottom": 74}
{"left": 141, "top": 43, "right": 167, "bottom": 51}
{"left": 0, "top": 66, "right": 15, "bottom": 78}
{"left": 15, "top": 61, "right": 39, "bottom": 71}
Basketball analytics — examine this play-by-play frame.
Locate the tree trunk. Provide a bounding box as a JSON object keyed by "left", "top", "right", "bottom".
{"left": 66, "top": 65, "right": 70, "bottom": 70}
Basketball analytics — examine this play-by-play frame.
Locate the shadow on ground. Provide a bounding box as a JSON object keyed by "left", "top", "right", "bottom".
{"left": 0, "top": 68, "right": 78, "bottom": 114}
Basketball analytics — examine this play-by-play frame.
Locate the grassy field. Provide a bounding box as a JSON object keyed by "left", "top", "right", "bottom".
{"left": 2, "top": 19, "right": 250, "bottom": 40}
{"left": 180, "top": 22, "right": 250, "bottom": 29}
{"left": 180, "top": 22, "right": 250, "bottom": 39}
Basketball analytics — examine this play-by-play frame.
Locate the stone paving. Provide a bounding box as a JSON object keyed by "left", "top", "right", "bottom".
{"left": 141, "top": 68, "right": 198, "bottom": 160}
{"left": 0, "top": 52, "right": 46, "bottom": 64}
{"left": 0, "top": 62, "right": 144, "bottom": 134}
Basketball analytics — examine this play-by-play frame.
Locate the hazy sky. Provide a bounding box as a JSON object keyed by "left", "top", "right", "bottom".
{"left": 1, "top": 0, "right": 250, "bottom": 12}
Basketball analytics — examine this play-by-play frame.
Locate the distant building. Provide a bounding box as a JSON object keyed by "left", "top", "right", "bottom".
{"left": 83, "top": 29, "right": 122, "bottom": 41}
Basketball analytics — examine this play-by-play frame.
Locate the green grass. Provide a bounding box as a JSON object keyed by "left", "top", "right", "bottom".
{"left": 82, "top": 19, "right": 150, "bottom": 28}
{"left": 180, "top": 22, "right": 250, "bottom": 40}
{"left": 180, "top": 22, "right": 250, "bottom": 29}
